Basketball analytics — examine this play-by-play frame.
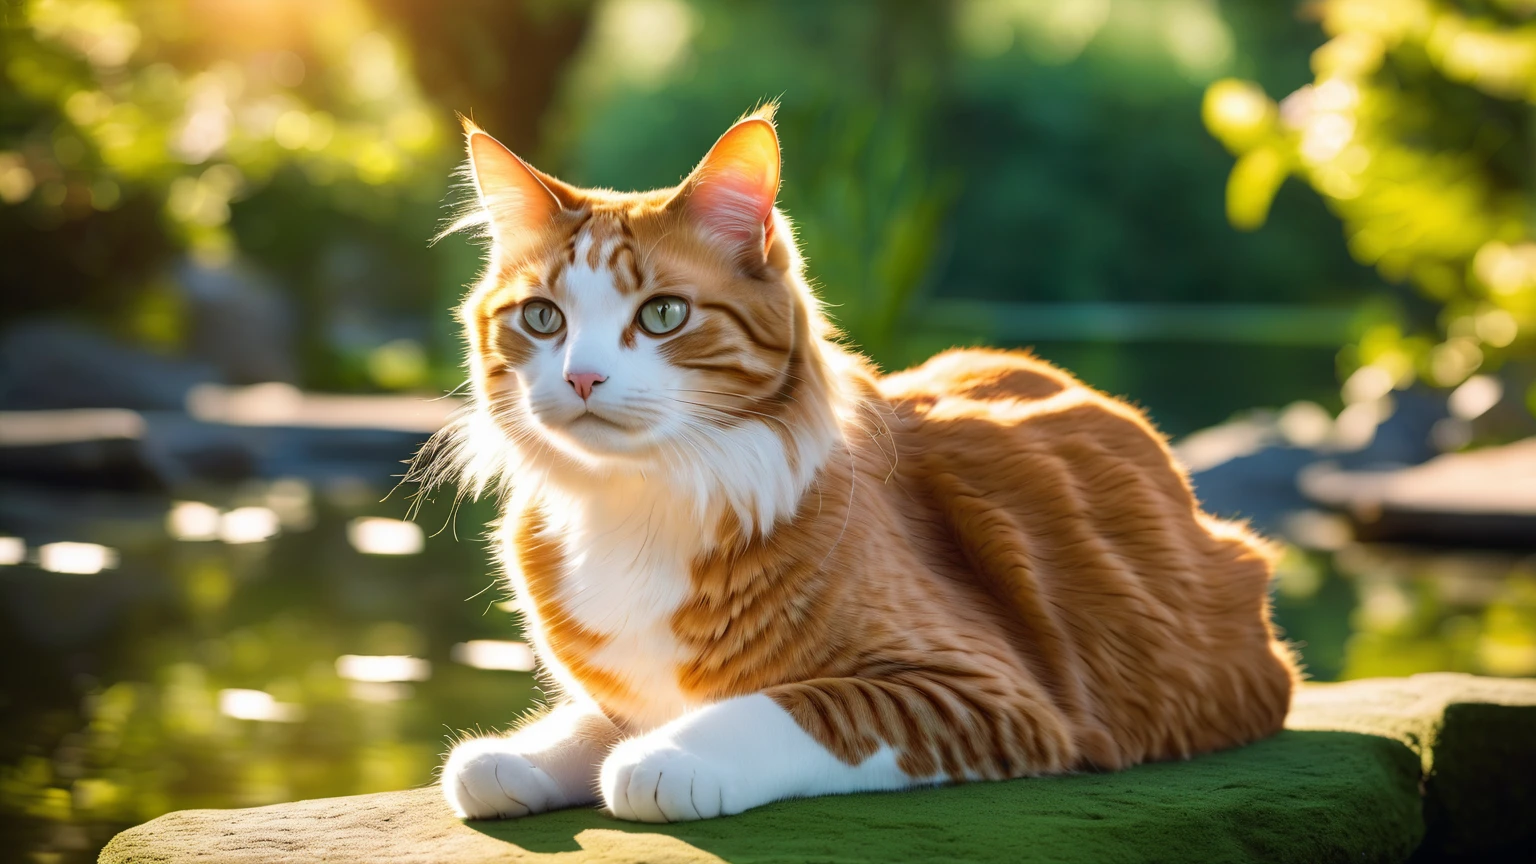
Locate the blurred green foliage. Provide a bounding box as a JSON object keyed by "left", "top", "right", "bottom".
{"left": 1205, "top": 0, "right": 1536, "bottom": 433}
{"left": 3, "top": 0, "right": 1406, "bottom": 434}
{"left": 0, "top": 0, "right": 590, "bottom": 391}
{"left": 1, "top": 0, "right": 454, "bottom": 389}
{"left": 1, "top": 0, "right": 448, "bottom": 279}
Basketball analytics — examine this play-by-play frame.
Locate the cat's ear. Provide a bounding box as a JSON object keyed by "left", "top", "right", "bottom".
{"left": 677, "top": 112, "right": 781, "bottom": 267}
{"left": 463, "top": 120, "right": 563, "bottom": 252}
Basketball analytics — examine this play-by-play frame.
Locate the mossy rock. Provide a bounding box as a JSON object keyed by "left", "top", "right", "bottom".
{"left": 1288, "top": 673, "right": 1536, "bottom": 863}
{"left": 100, "top": 673, "right": 1535, "bottom": 864}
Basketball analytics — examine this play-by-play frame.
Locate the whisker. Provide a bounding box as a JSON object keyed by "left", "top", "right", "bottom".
{"left": 667, "top": 397, "right": 794, "bottom": 435}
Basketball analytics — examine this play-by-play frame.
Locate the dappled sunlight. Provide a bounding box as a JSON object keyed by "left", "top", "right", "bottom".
{"left": 3, "top": 0, "right": 447, "bottom": 265}
{"left": 335, "top": 654, "right": 432, "bottom": 683}
{"left": 218, "top": 688, "right": 304, "bottom": 723}
{"left": 1204, "top": 0, "right": 1536, "bottom": 419}
{"left": 582, "top": 0, "right": 698, "bottom": 88}
{"left": 0, "top": 536, "right": 26, "bottom": 566}
{"left": 346, "top": 517, "right": 424, "bottom": 556}
{"left": 37, "top": 541, "right": 117, "bottom": 575}
{"left": 452, "top": 640, "right": 537, "bottom": 672}
{"left": 187, "top": 383, "right": 457, "bottom": 431}
{"left": 166, "top": 501, "right": 221, "bottom": 541}
{"left": 0, "top": 409, "right": 144, "bottom": 446}
{"left": 0, "top": 491, "right": 539, "bottom": 857}
{"left": 1325, "top": 545, "right": 1536, "bottom": 680}
{"left": 1448, "top": 375, "right": 1503, "bottom": 421}
{"left": 217, "top": 506, "right": 281, "bottom": 545}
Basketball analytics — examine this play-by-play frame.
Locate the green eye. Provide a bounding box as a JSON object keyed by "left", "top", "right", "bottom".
{"left": 638, "top": 296, "right": 689, "bottom": 335}
{"left": 521, "top": 300, "right": 564, "bottom": 335}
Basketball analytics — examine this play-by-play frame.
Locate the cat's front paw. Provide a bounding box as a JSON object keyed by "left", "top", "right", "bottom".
{"left": 600, "top": 740, "right": 727, "bottom": 823}
{"left": 443, "top": 739, "right": 565, "bottom": 820}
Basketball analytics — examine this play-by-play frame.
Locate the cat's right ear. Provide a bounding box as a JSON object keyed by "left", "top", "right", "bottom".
{"left": 464, "top": 121, "right": 563, "bottom": 253}
{"left": 675, "top": 112, "right": 781, "bottom": 271}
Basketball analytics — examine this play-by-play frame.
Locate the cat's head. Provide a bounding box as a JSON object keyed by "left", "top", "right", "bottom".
{"left": 439, "top": 108, "right": 847, "bottom": 528}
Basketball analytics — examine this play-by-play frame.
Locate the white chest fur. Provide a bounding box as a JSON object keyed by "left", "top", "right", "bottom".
{"left": 523, "top": 483, "right": 706, "bottom": 732}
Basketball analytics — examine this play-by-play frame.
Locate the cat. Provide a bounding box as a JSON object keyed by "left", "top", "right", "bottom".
{"left": 422, "top": 105, "right": 1297, "bottom": 824}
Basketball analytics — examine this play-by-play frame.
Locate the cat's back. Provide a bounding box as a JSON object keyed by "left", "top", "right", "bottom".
{"left": 875, "top": 348, "right": 1294, "bottom": 766}
{"left": 879, "top": 347, "right": 1074, "bottom": 407}
{"left": 877, "top": 347, "right": 1170, "bottom": 473}
{"left": 876, "top": 347, "right": 1200, "bottom": 570}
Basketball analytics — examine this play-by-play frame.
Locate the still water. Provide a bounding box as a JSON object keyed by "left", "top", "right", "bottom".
{"left": 2, "top": 477, "right": 1533, "bottom": 863}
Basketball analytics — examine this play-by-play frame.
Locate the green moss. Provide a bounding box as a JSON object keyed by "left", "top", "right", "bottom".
{"left": 477, "top": 731, "right": 1421, "bottom": 864}
{"left": 101, "top": 730, "right": 1421, "bottom": 864}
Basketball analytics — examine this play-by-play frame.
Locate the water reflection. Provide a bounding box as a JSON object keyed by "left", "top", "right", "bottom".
{"left": 335, "top": 655, "right": 432, "bottom": 683}
{"left": 219, "top": 688, "right": 303, "bottom": 723}
{"left": 0, "top": 482, "right": 1532, "bottom": 862}
{"left": 0, "top": 536, "right": 26, "bottom": 565}
{"left": 452, "top": 640, "right": 536, "bottom": 672}
{"left": 217, "top": 506, "right": 281, "bottom": 545}
{"left": 346, "top": 517, "right": 424, "bottom": 556}
{"left": 166, "top": 501, "right": 220, "bottom": 541}
{"left": 0, "top": 484, "right": 538, "bottom": 862}
{"left": 37, "top": 541, "right": 117, "bottom": 575}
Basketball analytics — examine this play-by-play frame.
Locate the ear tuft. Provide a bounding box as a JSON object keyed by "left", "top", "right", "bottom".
{"left": 743, "top": 100, "right": 778, "bottom": 125}
{"left": 681, "top": 115, "right": 781, "bottom": 263}
{"left": 465, "top": 128, "right": 561, "bottom": 255}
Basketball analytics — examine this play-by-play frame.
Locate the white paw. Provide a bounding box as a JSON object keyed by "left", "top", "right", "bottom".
{"left": 600, "top": 741, "right": 728, "bottom": 823}
{"left": 443, "top": 740, "right": 565, "bottom": 820}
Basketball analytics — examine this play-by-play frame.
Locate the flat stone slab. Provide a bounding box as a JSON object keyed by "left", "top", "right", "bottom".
{"left": 1300, "top": 438, "right": 1536, "bottom": 546}
{"left": 100, "top": 674, "right": 1536, "bottom": 864}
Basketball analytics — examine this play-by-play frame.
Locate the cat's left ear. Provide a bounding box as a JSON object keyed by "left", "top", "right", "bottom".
{"left": 463, "top": 120, "right": 569, "bottom": 257}
{"left": 677, "top": 112, "right": 781, "bottom": 269}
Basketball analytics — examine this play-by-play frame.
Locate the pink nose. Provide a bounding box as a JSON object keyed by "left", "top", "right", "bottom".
{"left": 565, "top": 371, "right": 607, "bottom": 400}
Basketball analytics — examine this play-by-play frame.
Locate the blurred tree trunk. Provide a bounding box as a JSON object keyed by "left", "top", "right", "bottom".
{"left": 367, "top": 0, "right": 595, "bottom": 156}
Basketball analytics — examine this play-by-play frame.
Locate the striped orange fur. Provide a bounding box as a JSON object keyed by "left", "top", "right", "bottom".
{"left": 431, "top": 107, "right": 1297, "bottom": 822}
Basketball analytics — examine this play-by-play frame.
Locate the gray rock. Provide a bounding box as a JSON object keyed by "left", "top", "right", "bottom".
{"left": 0, "top": 320, "right": 218, "bottom": 411}
{"left": 178, "top": 258, "right": 297, "bottom": 385}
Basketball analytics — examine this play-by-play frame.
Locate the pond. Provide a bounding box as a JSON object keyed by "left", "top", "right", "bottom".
{"left": 2, "top": 476, "right": 1534, "bottom": 863}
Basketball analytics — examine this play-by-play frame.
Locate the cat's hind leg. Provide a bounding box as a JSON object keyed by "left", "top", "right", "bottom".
{"left": 444, "top": 701, "right": 620, "bottom": 819}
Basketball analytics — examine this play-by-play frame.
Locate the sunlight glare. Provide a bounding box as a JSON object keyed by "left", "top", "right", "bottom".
{"left": 0, "top": 537, "right": 25, "bottom": 566}
{"left": 588, "top": 0, "right": 698, "bottom": 85}
{"left": 451, "top": 640, "right": 536, "bottom": 672}
{"left": 219, "top": 689, "right": 303, "bottom": 723}
{"left": 219, "top": 507, "right": 281, "bottom": 544}
{"left": 1448, "top": 375, "right": 1502, "bottom": 421}
{"left": 335, "top": 654, "right": 431, "bottom": 683}
{"left": 1277, "top": 401, "right": 1333, "bottom": 448}
{"left": 346, "top": 517, "right": 424, "bottom": 556}
{"left": 1342, "top": 364, "right": 1393, "bottom": 404}
{"left": 1333, "top": 401, "right": 1384, "bottom": 450}
{"left": 38, "top": 542, "right": 116, "bottom": 575}
{"left": 1162, "top": 0, "right": 1234, "bottom": 79}
{"left": 167, "top": 501, "right": 221, "bottom": 541}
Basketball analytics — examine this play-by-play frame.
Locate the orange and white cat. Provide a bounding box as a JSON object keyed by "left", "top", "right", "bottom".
{"left": 427, "top": 107, "right": 1296, "bottom": 823}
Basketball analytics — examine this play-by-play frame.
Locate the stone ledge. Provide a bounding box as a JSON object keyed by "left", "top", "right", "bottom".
{"left": 100, "top": 674, "right": 1536, "bottom": 864}
{"left": 1289, "top": 673, "right": 1536, "bottom": 862}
